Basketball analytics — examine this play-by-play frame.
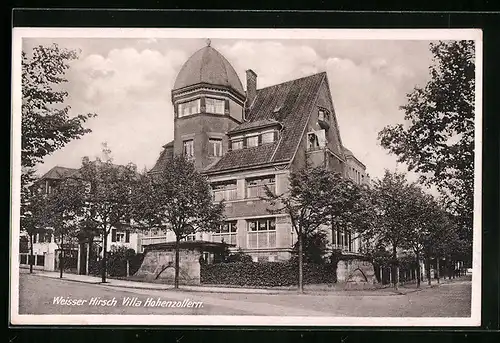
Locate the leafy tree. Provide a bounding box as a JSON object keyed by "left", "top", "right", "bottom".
{"left": 20, "top": 183, "right": 51, "bottom": 273}
{"left": 324, "top": 173, "right": 375, "bottom": 257}
{"left": 362, "top": 171, "right": 415, "bottom": 290}
{"left": 378, "top": 40, "right": 475, "bottom": 251}
{"left": 131, "top": 155, "right": 224, "bottom": 288}
{"left": 265, "top": 166, "right": 331, "bottom": 292}
{"left": 76, "top": 151, "right": 138, "bottom": 283}
{"left": 402, "top": 186, "right": 438, "bottom": 288}
{"left": 290, "top": 229, "right": 329, "bottom": 265}
{"left": 43, "top": 177, "right": 87, "bottom": 278}
{"left": 21, "top": 43, "right": 96, "bottom": 173}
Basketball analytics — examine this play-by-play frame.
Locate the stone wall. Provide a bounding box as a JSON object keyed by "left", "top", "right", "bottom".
{"left": 134, "top": 248, "right": 202, "bottom": 285}
{"left": 337, "top": 258, "right": 376, "bottom": 284}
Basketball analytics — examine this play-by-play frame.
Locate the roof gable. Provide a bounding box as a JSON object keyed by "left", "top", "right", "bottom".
{"left": 207, "top": 72, "right": 326, "bottom": 173}
{"left": 39, "top": 166, "right": 79, "bottom": 181}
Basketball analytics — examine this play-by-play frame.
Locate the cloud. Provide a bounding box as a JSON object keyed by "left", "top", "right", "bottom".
{"left": 37, "top": 46, "right": 188, "bottom": 175}
{"left": 35, "top": 38, "right": 434, "bottom": 185}
{"left": 219, "top": 41, "right": 323, "bottom": 88}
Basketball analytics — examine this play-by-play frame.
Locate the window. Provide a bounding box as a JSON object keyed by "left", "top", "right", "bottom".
{"left": 318, "top": 109, "right": 330, "bottom": 122}
{"left": 247, "top": 218, "right": 276, "bottom": 249}
{"left": 181, "top": 233, "right": 196, "bottom": 241}
{"left": 212, "top": 220, "right": 237, "bottom": 245}
{"left": 212, "top": 180, "right": 237, "bottom": 201}
{"left": 183, "top": 140, "right": 194, "bottom": 158}
{"left": 307, "top": 130, "right": 326, "bottom": 150}
{"left": 178, "top": 99, "right": 201, "bottom": 117}
{"left": 208, "top": 138, "right": 223, "bottom": 157}
{"left": 206, "top": 98, "right": 225, "bottom": 114}
{"left": 247, "top": 135, "right": 259, "bottom": 147}
{"left": 262, "top": 131, "right": 276, "bottom": 144}
{"left": 111, "top": 229, "right": 130, "bottom": 243}
{"left": 246, "top": 175, "right": 275, "bottom": 198}
{"left": 231, "top": 139, "right": 243, "bottom": 150}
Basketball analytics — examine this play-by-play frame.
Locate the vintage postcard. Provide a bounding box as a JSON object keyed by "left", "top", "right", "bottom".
{"left": 10, "top": 28, "right": 482, "bottom": 326}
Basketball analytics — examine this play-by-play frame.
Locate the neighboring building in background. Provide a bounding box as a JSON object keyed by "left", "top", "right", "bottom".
{"left": 143, "top": 41, "right": 372, "bottom": 261}
{"left": 19, "top": 165, "right": 142, "bottom": 274}
{"left": 344, "top": 147, "right": 371, "bottom": 186}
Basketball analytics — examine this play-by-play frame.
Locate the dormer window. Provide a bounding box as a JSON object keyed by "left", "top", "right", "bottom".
{"left": 318, "top": 109, "right": 329, "bottom": 122}
{"left": 307, "top": 130, "right": 326, "bottom": 151}
{"left": 231, "top": 138, "right": 243, "bottom": 151}
{"left": 229, "top": 130, "right": 278, "bottom": 151}
{"left": 247, "top": 135, "right": 259, "bottom": 147}
{"left": 318, "top": 108, "right": 331, "bottom": 130}
{"left": 262, "top": 131, "right": 276, "bottom": 144}
{"left": 178, "top": 99, "right": 201, "bottom": 117}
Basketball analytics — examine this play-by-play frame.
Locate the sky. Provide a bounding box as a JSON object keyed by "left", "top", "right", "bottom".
{"left": 22, "top": 35, "right": 437, "bottom": 183}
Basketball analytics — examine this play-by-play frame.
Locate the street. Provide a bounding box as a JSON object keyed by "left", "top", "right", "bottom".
{"left": 18, "top": 273, "right": 472, "bottom": 317}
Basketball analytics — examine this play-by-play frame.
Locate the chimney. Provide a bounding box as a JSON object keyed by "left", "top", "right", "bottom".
{"left": 245, "top": 69, "right": 257, "bottom": 110}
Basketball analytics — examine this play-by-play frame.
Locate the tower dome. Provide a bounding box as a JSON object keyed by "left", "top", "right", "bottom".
{"left": 173, "top": 44, "right": 245, "bottom": 96}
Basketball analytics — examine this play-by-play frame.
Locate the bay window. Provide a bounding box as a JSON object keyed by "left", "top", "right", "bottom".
{"left": 206, "top": 98, "right": 225, "bottom": 114}
{"left": 178, "top": 99, "right": 201, "bottom": 117}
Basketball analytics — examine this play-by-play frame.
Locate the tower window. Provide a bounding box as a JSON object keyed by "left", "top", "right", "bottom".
{"left": 206, "top": 98, "right": 225, "bottom": 114}
{"left": 183, "top": 140, "right": 194, "bottom": 158}
{"left": 178, "top": 99, "right": 201, "bottom": 117}
{"left": 208, "top": 138, "right": 223, "bottom": 157}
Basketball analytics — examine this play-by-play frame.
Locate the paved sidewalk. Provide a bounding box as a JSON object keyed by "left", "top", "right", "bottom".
{"left": 21, "top": 268, "right": 470, "bottom": 296}
{"left": 22, "top": 269, "right": 274, "bottom": 294}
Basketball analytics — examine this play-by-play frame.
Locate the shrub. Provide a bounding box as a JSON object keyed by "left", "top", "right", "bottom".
{"left": 107, "top": 246, "right": 144, "bottom": 277}
{"left": 225, "top": 248, "right": 253, "bottom": 263}
{"left": 201, "top": 261, "right": 336, "bottom": 287}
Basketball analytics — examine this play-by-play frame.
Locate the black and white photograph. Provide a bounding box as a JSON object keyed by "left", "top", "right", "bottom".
{"left": 10, "top": 28, "right": 482, "bottom": 326}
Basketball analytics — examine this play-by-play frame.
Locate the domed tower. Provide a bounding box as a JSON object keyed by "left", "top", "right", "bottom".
{"left": 171, "top": 39, "right": 246, "bottom": 171}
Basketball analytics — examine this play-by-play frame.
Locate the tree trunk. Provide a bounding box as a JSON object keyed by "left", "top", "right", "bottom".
{"left": 174, "top": 237, "right": 180, "bottom": 289}
{"left": 426, "top": 257, "right": 431, "bottom": 286}
{"left": 59, "top": 233, "right": 64, "bottom": 278}
{"left": 101, "top": 231, "right": 108, "bottom": 283}
{"left": 436, "top": 257, "right": 440, "bottom": 284}
{"left": 392, "top": 245, "right": 399, "bottom": 290}
{"left": 415, "top": 252, "right": 421, "bottom": 288}
{"left": 298, "top": 233, "right": 304, "bottom": 293}
{"left": 29, "top": 233, "right": 34, "bottom": 274}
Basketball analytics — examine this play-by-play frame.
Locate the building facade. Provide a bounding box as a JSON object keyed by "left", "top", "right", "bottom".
{"left": 142, "top": 42, "right": 371, "bottom": 262}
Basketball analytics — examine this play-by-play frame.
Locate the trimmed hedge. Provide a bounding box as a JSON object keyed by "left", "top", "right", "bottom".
{"left": 201, "top": 261, "right": 337, "bottom": 287}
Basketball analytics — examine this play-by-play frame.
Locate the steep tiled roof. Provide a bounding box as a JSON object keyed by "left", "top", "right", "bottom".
{"left": 39, "top": 166, "right": 79, "bottom": 180}
{"left": 207, "top": 72, "right": 326, "bottom": 173}
{"left": 150, "top": 143, "right": 174, "bottom": 174}
{"left": 343, "top": 147, "right": 354, "bottom": 157}
{"left": 208, "top": 142, "right": 279, "bottom": 172}
{"left": 227, "top": 119, "right": 281, "bottom": 135}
